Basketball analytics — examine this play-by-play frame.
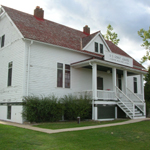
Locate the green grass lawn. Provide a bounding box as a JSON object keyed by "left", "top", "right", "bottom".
{"left": 33, "top": 119, "right": 128, "bottom": 129}
{"left": 0, "top": 120, "right": 150, "bottom": 150}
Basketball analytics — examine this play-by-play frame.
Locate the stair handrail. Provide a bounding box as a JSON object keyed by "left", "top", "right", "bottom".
{"left": 127, "top": 88, "right": 144, "bottom": 104}
{"left": 115, "top": 86, "right": 135, "bottom": 118}
{"left": 116, "top": 96, "right": 133, "bottom": 119}
{"left": 115, "top": 86, "right": 134, "bottom": 104}
{"left": 116, "top": 86, "right": 144, "bottom": 116}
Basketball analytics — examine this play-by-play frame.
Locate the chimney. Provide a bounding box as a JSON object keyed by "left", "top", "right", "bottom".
{"left": 34, "top": 6, "right": 44, "bottom": 20}
{"left": 83, "top": 25, "right": 90, "bottom": 35}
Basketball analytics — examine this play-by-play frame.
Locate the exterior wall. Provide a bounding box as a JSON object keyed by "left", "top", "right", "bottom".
{"left": 97, "top": 71, "right": 113, "bottom": 91}
{"left": 25, "top": 41, "right": 92, "bottom": 98}
{"left": 0, "top": 15, "right": 25, "bottom": 103}
{"left": 84, "top": 35, "right": 109, "bottom": 54}
{"left": 25, "top": 41, "right": 115, "bottom": 98}
{"left": 0, "top": 14, "right": 25, "bottom": 123}
{"left": 0, "top": 105, "right": 23, "bottom": 123}
{"left": 127, "top": 75, "right": 142, "bottom": 94}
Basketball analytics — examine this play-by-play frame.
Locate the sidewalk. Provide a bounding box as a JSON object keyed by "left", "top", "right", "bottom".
{"left": 0, "top": 118, "right": 150, "bottom": 134}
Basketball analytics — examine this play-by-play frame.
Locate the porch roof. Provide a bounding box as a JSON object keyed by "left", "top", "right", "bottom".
{"left": 71, "top": 57, "right": 147, "bottom": 75}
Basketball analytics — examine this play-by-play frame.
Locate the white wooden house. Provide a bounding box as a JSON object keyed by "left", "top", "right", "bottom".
{"left": 0, "top": 5, "right": 147, "bottom": 123}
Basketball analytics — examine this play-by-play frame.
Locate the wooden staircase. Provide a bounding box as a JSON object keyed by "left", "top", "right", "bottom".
{"left": 116, "top": 86, "right": 146, "bottom": 119}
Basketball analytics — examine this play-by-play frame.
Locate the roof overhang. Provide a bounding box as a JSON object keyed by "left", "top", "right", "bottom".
{"left": 71, "top": 58, "right": 147, "bottom": 75}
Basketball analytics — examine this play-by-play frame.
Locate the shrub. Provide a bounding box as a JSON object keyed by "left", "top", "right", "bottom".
{"left": 22, "top": 95, "right": 62, "bottom": 123}
{"left": 61, "top": 94, "right": 92, "bottom": 120}
{"left": 22, "top": 94, "right": 92, "bottom": 123}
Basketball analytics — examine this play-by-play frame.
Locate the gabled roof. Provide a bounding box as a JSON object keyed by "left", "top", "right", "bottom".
{"left": 105, "top": 40, "right": 144, "bottom": 69}
{"left": 1, "top": 5, "right": 145, "bottom": 70}
{"left": 82, "top": 31, "right": 100, "bottom": 49}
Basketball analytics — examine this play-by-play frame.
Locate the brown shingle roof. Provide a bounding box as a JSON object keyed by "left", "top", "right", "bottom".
{"left": 2, "top": 5, "right": 145, "bottom": 69}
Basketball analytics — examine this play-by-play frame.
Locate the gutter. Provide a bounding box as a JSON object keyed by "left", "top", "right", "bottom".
{"left": 26, "top": 40, "right": 33, "bottom": 96}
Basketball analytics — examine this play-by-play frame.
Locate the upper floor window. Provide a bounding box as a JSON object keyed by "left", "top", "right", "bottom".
{"left": 8, "top": 62, "right": 13, "bottom": 86}
{"left": 95, "top": 42, "right": 103, "bottom": 54}
{"left": 1, "top": 35, "right": 5, "bottom": 48}
{"left": 95, "top": 42, "right": 98, "bottom": 52}
{"left": 100, "top": 44, "right": 103, "bottom": 54}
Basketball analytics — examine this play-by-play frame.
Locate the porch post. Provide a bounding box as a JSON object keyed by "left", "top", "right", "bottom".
{"left": 123, "top": 70, "right": 127, "bottom": 94}
{"left": 140, "top": 74, "right": 144, "bottom": 101}
{"left": 112, "top": 68, "right": 116, "bottom": 92}
{"left": 92, "top": 63, "right": 97, "bottom": 120}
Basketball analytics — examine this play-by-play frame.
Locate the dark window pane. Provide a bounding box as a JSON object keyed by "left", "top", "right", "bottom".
{"left": 134, "top": 77, "right": 137, "bottom": 93}
{"left": 100, "top": 44, "right": 103, "bottom": 54}
{"left": 65, "top": 70, "right": 70, "bottom": 88}
{"left": 65, "top": 64, "right": 70, "bottom": 70}
{"left": 57, "top": 63, "right": 63, "bottom": 69}
{"left": 8, "top": 62, "right": 13, "bottom": 86}
{"left": 57, "top": 69, "right": 63, "bottom": 87}
{"left": 7, "top": 106, "right": 11, "bottom": 119}
{"left": 1, "top": 35, "right": 5, "bottom": 48}
{"left": 95, "top": 42, "right": 98, "bottom": 52}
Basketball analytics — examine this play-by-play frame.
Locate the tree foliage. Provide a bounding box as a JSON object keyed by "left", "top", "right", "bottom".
{"left": 138, "top": 27, "right": 150, "bottom": 63}
{"left": 144, "top": 66, "right": 150, "bottom": 102}
{"left": 104, "top": 24, "right": 120, "bottom": 45}
{"left": 144, "top": 66, "right": 150, "bottom": 116}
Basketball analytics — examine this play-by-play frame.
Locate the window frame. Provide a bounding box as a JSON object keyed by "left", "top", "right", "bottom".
{"left": 7, "top": 105, "right": 11, "bottom": 120}
{"left": 65, "top": 64, "right": 70, "bottom": 88}
{"left": 100, "top": 44, "right": 103, "bottom": 54}
{"left": 8, "top": 62, "right": 13, "bottom": 87}
{"left": 57, "top": 63, "right": 63, "bottom": 87}
{"left": 57, "top": 63, "right": 71, "bottom": 88}
{"left": 1, "top": 35, "right": 5, "bottom": 48}
{"left": 95, "top": 42, "right": 98, "bottom": 52}
{"left": 133, "top": 77, "right": 138, "bottom": 93}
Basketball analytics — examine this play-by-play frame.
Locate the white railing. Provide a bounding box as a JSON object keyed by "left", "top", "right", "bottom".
{"left": 127, "top": 88, "right": 144, "bottom": 103}
{"left": 74, "top": 90, "right": 92, "bottom": 99}
{"left": 97, "top": 90, "right": 116, "bottom": 100}
{"left": 136, "top": 94, "right": 143, "bottom": 100}
{"left": 116, "top": 86, "right": 134, "bottom": 118}
{"left": 116, "top": 86, "right": 145, "bottom": 118}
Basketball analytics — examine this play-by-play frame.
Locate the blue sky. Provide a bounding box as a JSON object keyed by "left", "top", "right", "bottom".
{"left": 1, "top": 0, "right": 150, "bottom": 68}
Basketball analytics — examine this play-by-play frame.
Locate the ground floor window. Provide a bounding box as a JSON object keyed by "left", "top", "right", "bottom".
{"left": 57, "top": 63, "right": 71, "bottom": 88}
{"left": 7, "top": 105, "right": 11, "bottom": 119}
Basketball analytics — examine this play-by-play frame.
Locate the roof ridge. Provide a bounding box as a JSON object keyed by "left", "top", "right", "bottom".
{"left": 2, "top": 5, "right": 90, "bottom": 37}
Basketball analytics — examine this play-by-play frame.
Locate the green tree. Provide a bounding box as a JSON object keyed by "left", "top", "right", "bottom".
{"left": 144, "top": 66, "right": 150, "bottom": 101}
{"left": 138, "top": 27, "right": 150, "bottom": 63}
{"left": 104, "top": 24, "right": 120, "bottom": 45}
{"left": 144, "top": 66, "right": 150, "bottom": 116}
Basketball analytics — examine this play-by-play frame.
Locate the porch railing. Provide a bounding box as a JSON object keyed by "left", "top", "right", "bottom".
{"left": 127, "top": 88, "right": 144, "bottom": 103}
{"left": 75, "top": 90, "right": 116, "bottom": 100}
{"left": 97, "top": 90, "right": 116, "bottom": 100}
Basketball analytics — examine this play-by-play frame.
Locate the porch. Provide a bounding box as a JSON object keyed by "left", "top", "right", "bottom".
{"left": 71, "top": 58, "right": 146, "bottom": 120}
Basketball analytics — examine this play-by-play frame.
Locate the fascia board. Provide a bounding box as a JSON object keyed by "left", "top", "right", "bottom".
{"left": 72, "top": 59, "right": 147, "bottom": 74}
{"left": 2, "top": 7, "right": 24, "bottom": 39}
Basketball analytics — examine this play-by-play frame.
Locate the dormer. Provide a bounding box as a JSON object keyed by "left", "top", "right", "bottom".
{"left": 82, "top": 29, "right": 111, "bottom": 55}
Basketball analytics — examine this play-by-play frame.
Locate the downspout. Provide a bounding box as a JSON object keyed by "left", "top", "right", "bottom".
{"left": 26, "top": 40, "right": 33, "bottom": 96}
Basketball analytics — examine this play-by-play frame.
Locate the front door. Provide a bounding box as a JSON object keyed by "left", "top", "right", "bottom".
{"left": 97, "top": 77, "right": 103, "bottom": 90}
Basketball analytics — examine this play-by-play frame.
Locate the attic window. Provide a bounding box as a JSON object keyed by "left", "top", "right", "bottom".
{"left": 100, "top": 44, "right": 103, "bottom": 54}
{"left": 95, "top": 42, "right": 98, "bottom": 52}
{"left": 1, "top": 35, "right": 5, "bottom": 48}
